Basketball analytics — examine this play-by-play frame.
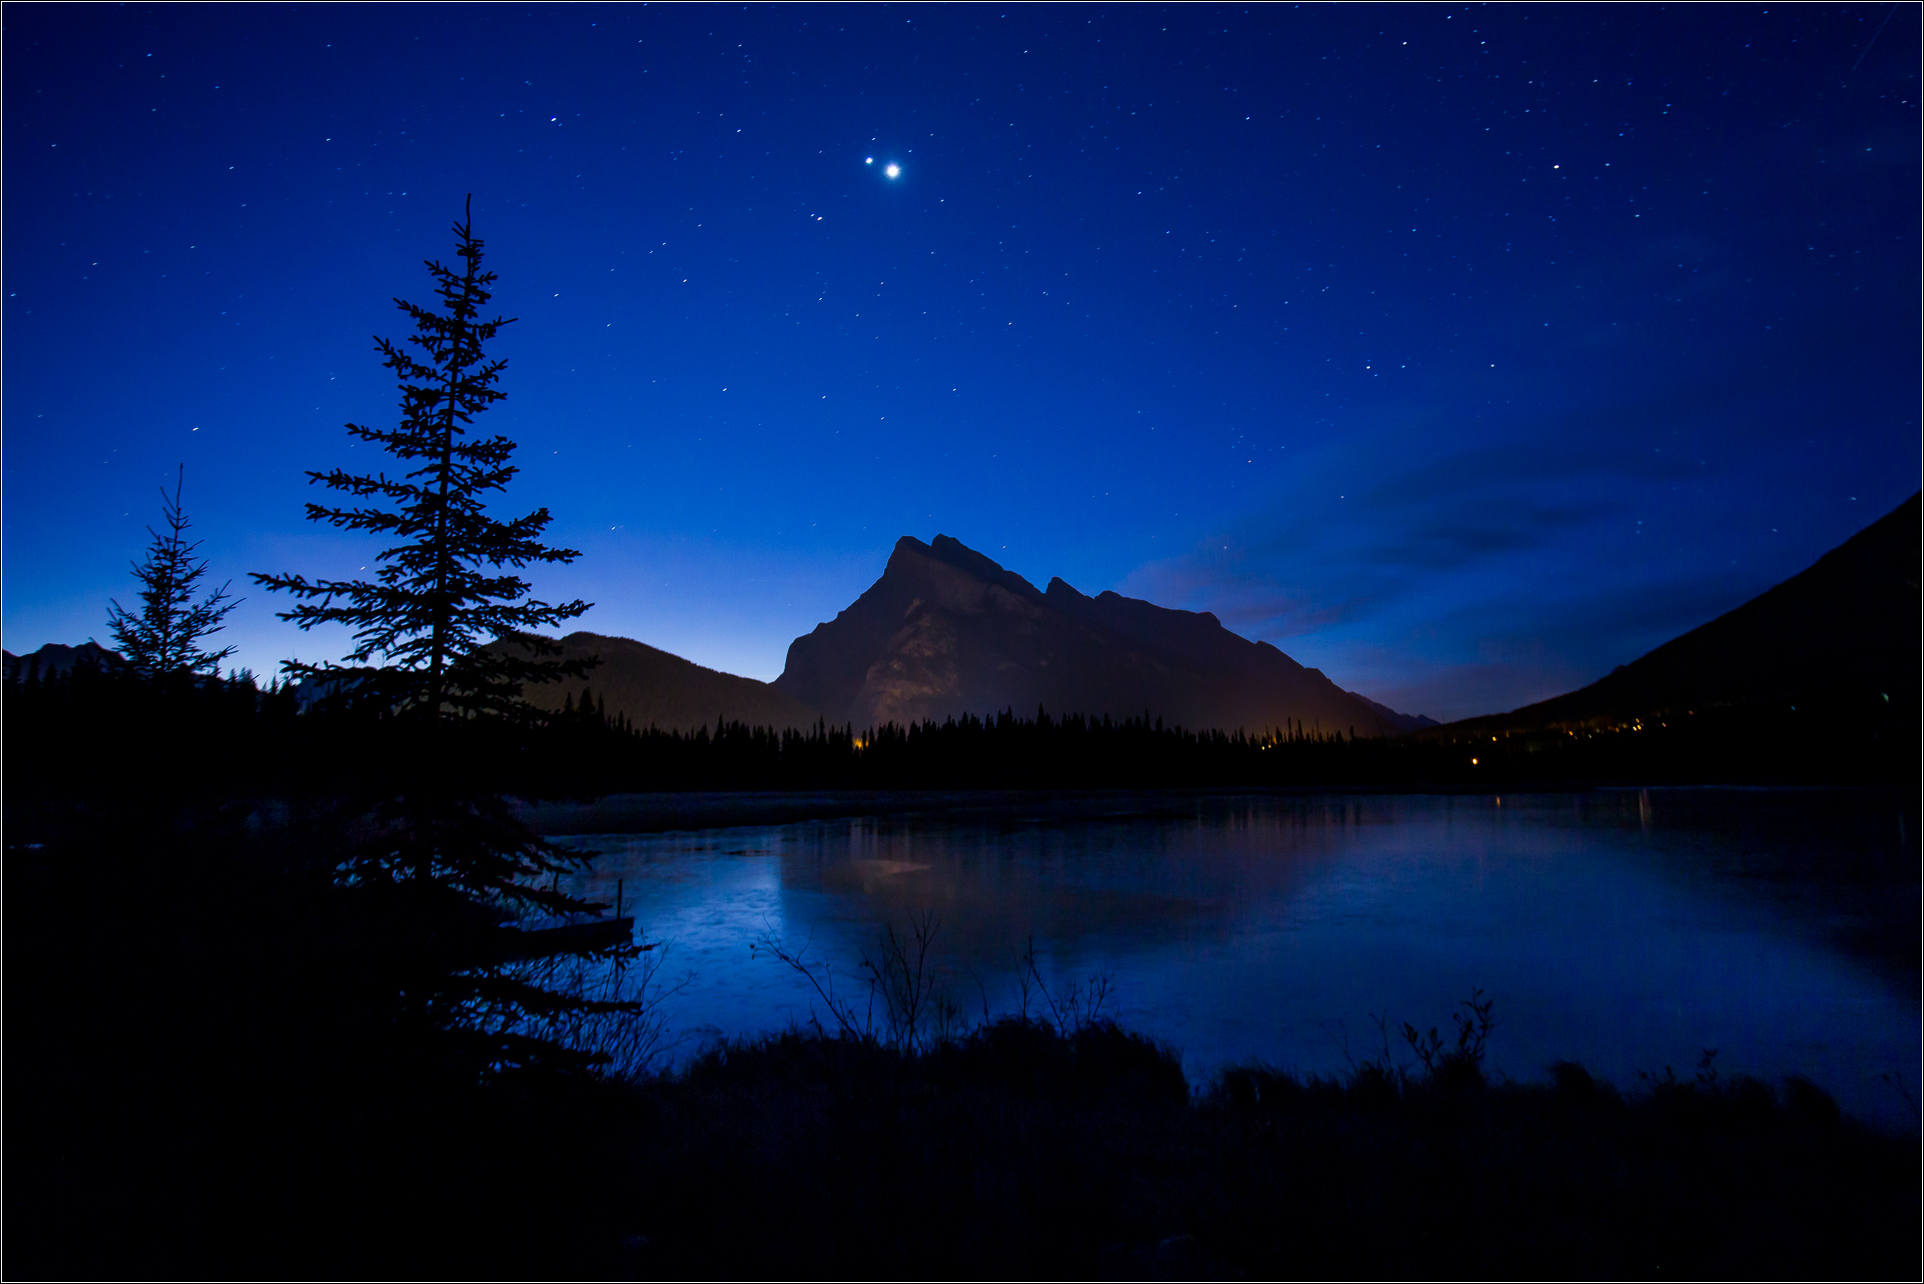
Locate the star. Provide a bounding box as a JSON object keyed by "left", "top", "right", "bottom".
{"left": 884, "top": 163, "right": 901, "bottom": 179}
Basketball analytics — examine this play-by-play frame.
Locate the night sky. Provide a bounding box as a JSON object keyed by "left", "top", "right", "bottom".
{"left": 5, "top": 3, "right": 1917, "bottom": 722}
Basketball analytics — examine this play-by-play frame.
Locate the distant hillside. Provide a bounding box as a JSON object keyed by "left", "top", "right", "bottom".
{"left": 774, "top": 534, "right": 1431, "bottom": 736}
{"left": 1439, "top": 492, "right": 1921, "bottom": 737}
{"left": 487, "top": 631, "right": 821, "bottom": 734}
{"left": 3, "top": 641, "right": 123, "bottom": 683}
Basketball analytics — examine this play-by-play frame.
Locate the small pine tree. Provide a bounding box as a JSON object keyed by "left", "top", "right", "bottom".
{"left": 107, "top": 464, "right": 240, "bottom": 680}
{"left": 253, "top": 196, "right": 628, "bottom": 1068}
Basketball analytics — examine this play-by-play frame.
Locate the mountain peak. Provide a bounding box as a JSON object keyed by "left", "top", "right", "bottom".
{"left": 777, "top": 535, "right": 1427, "bottom": 735}
{"left": 889, "top": 533, "right": 1044, "bottom": 602}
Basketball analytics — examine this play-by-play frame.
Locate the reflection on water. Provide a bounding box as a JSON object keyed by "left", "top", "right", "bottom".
{"left": 558, "top": 789, "right": 1920, "bottom": 1132}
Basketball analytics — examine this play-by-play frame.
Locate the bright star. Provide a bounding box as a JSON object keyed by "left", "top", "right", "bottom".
{"left": 884, "top": 163, "right": 901, "bottom": 179}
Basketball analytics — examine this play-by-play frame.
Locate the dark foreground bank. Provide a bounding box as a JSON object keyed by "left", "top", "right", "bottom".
{"left": 623, "top": 1019, "right": 1922, "bottom": 1280}
{"left": 5, "top": 705, "right": 1917, "bottom": 1277}
{"left": 8, "top": 814, "right": 1918, "bottom": 1281}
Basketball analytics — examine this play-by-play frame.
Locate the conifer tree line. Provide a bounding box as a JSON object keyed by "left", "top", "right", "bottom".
{"left": 518, "top": 702, "right": 1406, "bottom": 794}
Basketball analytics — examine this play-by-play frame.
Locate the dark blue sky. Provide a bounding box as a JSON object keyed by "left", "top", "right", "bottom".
{"left": 5, "top": 3, "right": 1917, "bottom": 721}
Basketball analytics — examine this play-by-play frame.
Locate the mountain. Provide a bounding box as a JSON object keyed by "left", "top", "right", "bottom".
{"left": 1440, "top": 491, "right": 1921, "bottom": 735}
{"left": 773, "top": 534, "right": 1432, "bottom": 736}
{"left": 285, "top": 667, "right": 380, "bottom": 712}
{"left": 2, "top": 641, "right": 124, "bottom": 683}
{"left": 487, "top": 631, "right": 821, "bottom": 733}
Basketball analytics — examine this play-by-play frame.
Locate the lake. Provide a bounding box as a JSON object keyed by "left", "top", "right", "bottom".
{"left": 547, "top": 787, "right": 1920, "bottom": 1132}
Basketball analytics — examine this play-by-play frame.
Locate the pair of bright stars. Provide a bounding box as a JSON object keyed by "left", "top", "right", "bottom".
{"left": 864, "top": 156, "right": 902, "bottom": 179}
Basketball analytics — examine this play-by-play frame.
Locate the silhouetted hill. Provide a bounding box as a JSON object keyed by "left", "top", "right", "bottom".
{"left": 2, "top": 641, "right": 123, "bottom": 683}
{"left": 1439, "top": 492, "right": 1921, "bottom": 737}
{"left": 774, "top": 535, "right": 1431, "bottom": 736}
{"left": 488, "top": 631, "right": 822, "bottom": 733}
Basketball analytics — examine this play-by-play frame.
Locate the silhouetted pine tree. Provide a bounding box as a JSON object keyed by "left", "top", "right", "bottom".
{"left": 107, "top": 464, "right": 239, "bottom": 680}
{"left": 252, "top": 196, "right": 630, "bottom": 1071}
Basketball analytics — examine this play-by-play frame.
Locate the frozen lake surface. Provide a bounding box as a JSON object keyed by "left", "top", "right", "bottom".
{"left": 550, "top": 787, "right": 1920, "bottom": 1131}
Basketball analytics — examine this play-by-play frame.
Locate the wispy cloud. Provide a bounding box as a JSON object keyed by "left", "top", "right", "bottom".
{"left": 1116, "top": 392, "right": 1768, "bottom": 720}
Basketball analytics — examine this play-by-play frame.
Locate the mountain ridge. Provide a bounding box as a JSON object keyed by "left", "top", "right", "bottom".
{"left": 774, "top": 534, "right": 1432, "bottom": 736}
{"left": 483, "top": 631, "right": 822, "bottom": 733}
{"left": 3, "top": 641, "right": 124, "bottom": 683}
{"left": 1433, "top": 491, "right": 1921, "bottom": 736}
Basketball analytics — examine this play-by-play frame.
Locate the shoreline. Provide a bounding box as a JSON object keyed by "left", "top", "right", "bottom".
{"left": 511, "top": 782, "right": 1555, "bottom": 835}
{"left": 510, "top": 780, "right": 1912, "bottom": 836}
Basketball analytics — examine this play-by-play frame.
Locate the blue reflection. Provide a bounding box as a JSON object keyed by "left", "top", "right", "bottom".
{"left": 557, "top": 788, "right": 1920, "bottom": 1132}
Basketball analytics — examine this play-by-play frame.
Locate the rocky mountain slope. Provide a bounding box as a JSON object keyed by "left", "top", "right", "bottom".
{"left": 773, "top": 535, "right": 1431, "bottom": 736}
